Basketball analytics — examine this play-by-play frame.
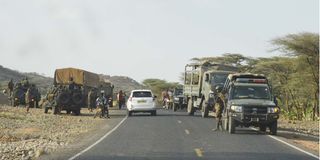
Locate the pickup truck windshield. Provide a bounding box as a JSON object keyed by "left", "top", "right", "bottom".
{"left": 231, "top": 86, "right": 271, "bottom": 100}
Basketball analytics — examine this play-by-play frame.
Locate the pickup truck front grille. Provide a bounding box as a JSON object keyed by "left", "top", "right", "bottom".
{"left": 243, "top": 106, "right": 267, "bottom": 114}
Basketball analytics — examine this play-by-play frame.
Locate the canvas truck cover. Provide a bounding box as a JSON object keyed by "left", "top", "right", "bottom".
{"left": 54, "top": 68, "right": 100, "bottom": 88}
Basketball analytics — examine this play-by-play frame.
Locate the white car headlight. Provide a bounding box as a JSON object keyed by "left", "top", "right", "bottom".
{"left": 268, "top": 107, "right": 280, "bottom": 113}
{"left": 231, "top": 105, "right": 242, "bottom": 112}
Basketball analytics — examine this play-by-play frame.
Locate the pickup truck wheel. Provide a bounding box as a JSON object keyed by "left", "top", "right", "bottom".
{"left": 73, "top": 109, "right": 80, "bottom": 116}
{"left": 259, "top": 125, "right": 267, "bottom": 132}
{"left": 269, "top": 121, "right": 277, "bottom": 135}
{"left": 228, "top": 116, "right": 235, "bottom": 134}
{"left": 187, "top": 99, "right": 194, "bottom": 116}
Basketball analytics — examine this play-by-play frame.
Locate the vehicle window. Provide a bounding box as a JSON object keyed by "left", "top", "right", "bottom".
{"left": 211, "top": 74, "right": 228, "bottom": 85}
{"left": 132, "top": 91, "right": 152, "bottom": 97}
{"left": 192, "top": 73, "right": 199, "bottom": 85}
{"left": 185, "top": 73, "right": 191, "bottom": 84}
{"left": 231, "top": 86, "right": 270, "bottom": 100}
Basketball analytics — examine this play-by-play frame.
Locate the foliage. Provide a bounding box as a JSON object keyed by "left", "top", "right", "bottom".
{"left": 189, "top": 32, "right": 319, "bottom": 121}
{"left": 142, "top": 79, "right": 181, "bottom": 99}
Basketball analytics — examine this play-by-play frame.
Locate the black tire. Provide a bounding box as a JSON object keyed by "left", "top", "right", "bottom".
{"left": 66, "top": 110, "right": 71, "bottom": 114}
{"left": 57, "top": 92, "right": 70, "bottom": 106}
{"left": 173, "top": 103, "right": 177, "bottom": 112}
{"left": 269, "top": 121, "right": 278, "bottom": 135}
{"left": 201, "top": 104, "right": 209, "bottom": 118}
{"left": 151, "top": 110, "right": 157, "bottom": 116}
{"left": 223, "top": 116, "right": 229, "bottom": 131}
{"left": 228, "top": 116, "right": 235, "bottom": 134}
{"left": 127, "top": 110, "right": 132, "bottom": 116}
{"left": 187, "top": 98, "right": 195, "bottom": 116}
{"left": 73, "top": 109, "right": 80, "bottom": 116}
{"left": 44, "top": 107, "right": 49, "bottom": 114}
{"left": 259, "top": 125, "right": 267, "bottom": 132}
{"left": 72, "top": 93, "right": 83, "bottom": 105}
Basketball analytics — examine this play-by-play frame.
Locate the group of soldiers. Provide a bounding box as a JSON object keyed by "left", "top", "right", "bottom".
{"left": 7, "top": 77, "right": 41, "bottom": 112}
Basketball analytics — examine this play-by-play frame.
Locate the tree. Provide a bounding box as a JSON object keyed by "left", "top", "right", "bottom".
{"left": 271, "top": 32, "right": 319, "bottom": 120}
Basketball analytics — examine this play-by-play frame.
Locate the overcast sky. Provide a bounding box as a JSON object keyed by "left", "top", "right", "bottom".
{"left": 0, "top": 0, "right": 318, "bottom": 83}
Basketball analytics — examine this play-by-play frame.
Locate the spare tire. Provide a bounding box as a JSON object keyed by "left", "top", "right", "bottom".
{"left": 57, "top": 92, "right": 70, "bottom": 106}
{"left": 72, "top": 93, "right": 83, "bottom": 105}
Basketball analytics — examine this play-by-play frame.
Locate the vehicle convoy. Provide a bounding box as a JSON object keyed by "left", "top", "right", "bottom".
{"left": 172, "top": 88, "right": 186, "bottom": 112}
{"left": 127, "top": 89, "right": 157, "bottom": 116}
{"left": 217, "top": 73, "right": 280, "bottom": 135}
{"left": 45, "top": 68, "right": 112, "bottom": 115}
{"left": 183, "top": 61, "right": 238, "bottom": 117}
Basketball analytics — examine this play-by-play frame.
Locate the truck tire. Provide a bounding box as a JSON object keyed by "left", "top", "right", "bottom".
{"left": 269, "top": 121, "right": 277, "bottom": 135}
{"left": 44, "top": 107, "right": 49, "bottom": 114}
{"left": 201, "top": 104, "right": 209, "bottom": 118}
{"left": 66, "top": 110, "right": 71, "bottom": 114}
{"left": 72, "top": 93, "right": 83, "bottom": 105}
{"left": 73, "top": 109, "right": 80, "bottom": 116}
{"left": 259, "top": 125, "right": 267, "bottom": 132}
{"left": 173, "top": 103, "right": 177, "bottom": 112}
{"left": 127, "top": 110, "right": 132, "bottom": 116}
{"left": 57, "top": 92, "right": 70, "bottom": 106}
{"left": 187, "top": 99, "right": 195, "bottom": 116}
{"left": 228, "top": 116, "right": 235, "bottom": 134}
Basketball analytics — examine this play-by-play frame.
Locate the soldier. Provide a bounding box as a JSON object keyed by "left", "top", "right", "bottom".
{"left": 21, "top": 77, "right": 29, "bottom": 91}
{"left": 68, "top": 77, "right": 76, "bottom": 91}
{"left": 94, "top": 91, "right": 107, "bottom": 118}
{"left": 87, "top": 89, "right": 96, "bottom": 112}
{"left": 7, "top": 79, "right": 14, "bottom": 97}
{"left": 25, "top": 87, "right": 31, "bottom": 112}
{"left": 213, "top": 96, "right": 224, "bottom": 131}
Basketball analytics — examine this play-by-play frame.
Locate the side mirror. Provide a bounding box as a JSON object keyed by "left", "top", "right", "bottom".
{"left": 273, "top": 96, "right": 278, "bottom": 106}
{"left": 215, "top": 86, "right": 222, "bottom": 93}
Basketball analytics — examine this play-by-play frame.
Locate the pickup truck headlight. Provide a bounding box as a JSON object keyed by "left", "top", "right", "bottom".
{"left": 231, "top": 105, "right": 242, "bottom": 112}
{"left": 268, "top": 107, "right": 280, "bottom": 113}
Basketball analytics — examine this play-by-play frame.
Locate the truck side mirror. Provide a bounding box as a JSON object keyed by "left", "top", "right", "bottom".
{"left": 273, "top": 96, "right": 278, "bottom": 106}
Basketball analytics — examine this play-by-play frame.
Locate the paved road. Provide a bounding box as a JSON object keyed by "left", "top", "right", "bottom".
{"left": 70, "top": 109, "right": 318, "bottom": 160}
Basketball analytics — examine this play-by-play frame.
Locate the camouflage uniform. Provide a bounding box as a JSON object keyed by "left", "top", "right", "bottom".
{"left": 94, "top": 94, "right": 107, "bottom": 118}
{"left": 213, "top": 96, "right": 224, "bottom": 131}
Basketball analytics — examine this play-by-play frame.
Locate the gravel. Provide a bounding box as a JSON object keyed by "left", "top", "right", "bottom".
{"left": 0, "top": 105, "right": 105, "bottom": 160}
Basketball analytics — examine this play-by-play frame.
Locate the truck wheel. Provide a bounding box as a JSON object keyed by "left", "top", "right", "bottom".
{"left": 187, "top": 99, "right": 195, "bottom": 116}
{"left": 72, "top": 93, "right": 83, "bottom": 105}
{"left": 173, "top": 103, "right": 177, "bottom": 112}
{"left": 52, "top": 106, "right": 58, "bottom": 115}
{"left": 66, "top": 110, "right": 71, "bottom": 114}
{"left": 44, "top": 107, "right": 49, "bottom": 114}
{"left": 73, "top": 109, "right": 80, "bottom": 116}
{"left": 201, "top": 104, "right": 209, "bottom": 118}
{"left": 269, "top": 121, "right": 277, "bottom": 135}
{"left": 127, "top": 110, "right": 132, "bottom": 116}
{"left": 228, "top": 116, "right": 235, "bottom": 134}
{"left": 223, "top": 117, "right": 229, "bottom": 131}
{"left": 58, "top": 92, "right": 70, "bottom": 106}
{"left": 259, "top": 125, "right": 267, "bottom": 132}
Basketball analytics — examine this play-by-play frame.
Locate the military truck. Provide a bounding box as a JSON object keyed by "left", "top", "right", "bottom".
{"left": 183, "top": 61, "right": 238, "bottom": 117}
{"left": 50, "top": 68, "right": 101, "bottom": 115}
{"left": 217, "top": 73, "right": 279, "bottom": 135}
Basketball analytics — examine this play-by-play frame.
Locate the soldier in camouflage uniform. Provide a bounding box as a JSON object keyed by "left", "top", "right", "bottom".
{"left": 213, "top": 95, "right": 224, "bottom": 131}
{"left": 94, "top": 91, "right": 107, "bottom": 118}
{"left": 7, "top": 79, "right": 14, "bottom": 97}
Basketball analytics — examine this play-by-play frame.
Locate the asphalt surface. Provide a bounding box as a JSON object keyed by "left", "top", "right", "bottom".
{"left": 69, "top": 109, "right": 317, "bottom": 160}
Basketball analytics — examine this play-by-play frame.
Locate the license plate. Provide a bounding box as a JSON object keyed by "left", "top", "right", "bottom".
{"left": 251, "top": 118, "right": 259, "bottom": 122}
{"left": 137, "top": 100, "right": 146, "bottom": 103}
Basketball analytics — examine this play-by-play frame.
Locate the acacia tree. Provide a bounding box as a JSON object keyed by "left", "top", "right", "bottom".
{"left": 271, "top": 32, "right": 319, "bottom": 120}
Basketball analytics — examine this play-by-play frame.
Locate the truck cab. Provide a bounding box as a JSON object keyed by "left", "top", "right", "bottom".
{"left": 183, "top": 61, "right": 238, "bottom": 117}
{"left": 219, "top": 73, "right": 280, "bottom": 135}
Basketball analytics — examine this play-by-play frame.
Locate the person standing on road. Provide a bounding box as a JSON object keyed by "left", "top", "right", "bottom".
{"left": 94, "top": 91, "right": 108, "bottom": 118}
{"left": 117, "top": 90, "right": 125, "bottom": 110}
{"left": 7, "top": 79, "right": 14, "bottom": 97}
{"left": 161, "top": 89, "right": 170, "bottom": 108}
{"left": 213, "top": 96, "right": 224, "bottom": 131}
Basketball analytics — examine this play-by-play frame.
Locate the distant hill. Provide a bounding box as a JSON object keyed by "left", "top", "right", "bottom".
{"left": 0, "top": 65, "right": 146, "bottom": 96}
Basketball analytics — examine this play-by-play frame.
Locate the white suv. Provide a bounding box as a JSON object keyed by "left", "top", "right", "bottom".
{"left": 126, "top": 90, "right": 157, "bottom": 116}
